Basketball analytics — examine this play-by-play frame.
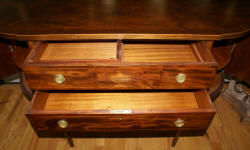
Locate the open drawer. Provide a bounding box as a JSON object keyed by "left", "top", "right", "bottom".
{"left": 22, "top": 41, "right": 217, "bottom": 90}
{"left": 27, "top": 90, "right": 215, "bottom": 132}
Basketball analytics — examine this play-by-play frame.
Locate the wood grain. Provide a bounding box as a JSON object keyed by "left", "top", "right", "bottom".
{"left": 23, "top": 41, "right": 217, "bottom": 90}
{"left": 40, "top": 42, "right": 117, "bottom": 61}
{"left": 1, "top": 84, "right": 250, "bottom": 150}
{"left": 44, "top": 92, "right": 198, "bottom": 111}
{"left": 123, "top": 44, "right": 197, "bottom": 63}
{"left": 26, "top": 90, "right": 215, "bottom": 132}
{"left": 191, "top": 42, "right": 216, "bottom": 63}
{"left": 23, "top": 65, "right": 216, "bottom": 90}
{"left": 25, "top": 41, "right": 216, "bottom": 64}
{"left": 27, "top": 113, "right": 214, "bottom": 132}
{"left": 0, "top": 0, "right": 249, "bottom": 40}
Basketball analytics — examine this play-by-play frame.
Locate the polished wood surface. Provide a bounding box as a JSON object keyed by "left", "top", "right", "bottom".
{"left": 123, "top": 44, "right": 197, "bottom": 63}
{"left": 27, "top": 90, "right": 214, "bottom": 132}
{"left": 208, "top": 71, "right": 224, "bottom": 101}
{"left": 23, "top": 65, "right": 216, "bottom": 90}
{"left": 23, "top": 41, "right": 217, "bottom": 90}
{"left": 20, "top": 71, "right": 33, "bottom": 100}
{"left": 23, "top": 40, "right": 217, "bottom": 145}
{"left": 0, "top": 0, "right": 249, "bottom": 40}
{"left": 40, "top": 42, "right": 117, "bottom": 61}
{"left": 44, "top": 92, "right": 198, "bottom": 111}
{"left": 27, "top": 113, "right": 214, "bottom": 132}
{"left": 225, "top": 37, "right": 250, "bottom": 84}
{"left": 0, "top": 41, "right": 18, "bottom": 80}
{"left": 211, "top": 41, "right": 234, "bottom": 71}
{"left": 1, "top": 84, "right": 249, "bottom": 150}
{"left": 11, "top": 41, "right": 31, "bottom": 68}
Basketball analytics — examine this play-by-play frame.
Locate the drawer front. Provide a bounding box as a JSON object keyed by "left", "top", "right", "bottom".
{"left": 24, "top": 65, "right": 216, "bottom": 90}
{"left": 27, "top": 113, "right": 214, "bottom": 132}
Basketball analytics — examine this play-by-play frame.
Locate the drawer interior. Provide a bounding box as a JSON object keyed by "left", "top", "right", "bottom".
{"left": 122, "top": 41, "right": 215, "bottom": 63}
{"left": 123, "top": 43, "right": 197, "bottom": 63}
{"left": 27, "top": 42, "right": 118, "bottom": 62}
{"left": 24, "top": 41, "right": 216, "bottom": 65}
{"left": 28, "top": 90, "right": 214, "bottom": 114}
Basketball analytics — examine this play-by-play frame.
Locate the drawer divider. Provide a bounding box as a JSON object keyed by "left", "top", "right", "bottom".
{"left": 117, "top": 40, "right": 124, "bottom": 62}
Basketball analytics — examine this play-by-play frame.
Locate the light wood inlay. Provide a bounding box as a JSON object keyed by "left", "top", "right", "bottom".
{"left": 123, "top": 44, "right": 198, "bottom": 62}
{"left": 40, "top": 42, "right": 117, "bottom": 61}
{"left": 44, "top": 92, "right": 198, "bottom": 111}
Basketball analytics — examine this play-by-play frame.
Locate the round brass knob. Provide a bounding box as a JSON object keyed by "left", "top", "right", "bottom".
{"left": 54, "top": 74, "right": 65, "bottom": 84}
{"left": 57, "top": 120, "right": 68, "bottom": 128}
{"left": 176, "top": 73, "right": 186, "bottom": 83}
{"left": 174, "top": 119, "right": 184, "bottom": 127}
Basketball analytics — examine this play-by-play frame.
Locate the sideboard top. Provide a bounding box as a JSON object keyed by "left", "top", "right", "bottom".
{"left": 0, "top": 0, "right": 249, "bottom": 41}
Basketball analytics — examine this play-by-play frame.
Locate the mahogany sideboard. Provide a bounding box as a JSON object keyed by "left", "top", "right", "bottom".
{"left": 0, "top": 0, "right": 249, "bottom": 147}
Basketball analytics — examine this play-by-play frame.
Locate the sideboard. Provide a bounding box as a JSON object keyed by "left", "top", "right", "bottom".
{"left": 0, "top": 0, "right": 249, "bottom": 147}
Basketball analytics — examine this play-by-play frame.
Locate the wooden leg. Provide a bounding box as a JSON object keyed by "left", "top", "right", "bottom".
{"left": 172, "top": 130, "right": 181, "bottom": 147}
{"left": 64, "top": 132, "right": 74, "bottom": 147}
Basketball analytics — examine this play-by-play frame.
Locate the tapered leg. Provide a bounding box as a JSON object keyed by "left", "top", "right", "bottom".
{"left": 64, "top": 132, "right": 74, "bottom": 147}
{"left": 172, "top": 130, "right": 181, "bottom": 147}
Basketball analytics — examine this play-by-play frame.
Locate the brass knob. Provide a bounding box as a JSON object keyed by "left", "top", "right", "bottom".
{"left": 176, "top": 73, "right": 186, "bottom": 83}
{"left": 54, "top": 74, "right": 65, "bottom": 84}
{"left": 174, "top": 119, "right": 184, "bottom": 127}
{"left": 57, "top": 120, "right": 68, "bottom": 128}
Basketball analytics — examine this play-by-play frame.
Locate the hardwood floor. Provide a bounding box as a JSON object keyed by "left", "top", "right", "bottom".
{"left": 0, "top": 84, "right": 249, "bottom": 150}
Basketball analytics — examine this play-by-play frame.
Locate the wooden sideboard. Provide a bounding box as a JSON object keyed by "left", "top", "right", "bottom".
{"left": 24, "top": 40, "right": 216, "bottom": 147}
{"left": 0, "top": 0, "right": 249, "bottom": 147}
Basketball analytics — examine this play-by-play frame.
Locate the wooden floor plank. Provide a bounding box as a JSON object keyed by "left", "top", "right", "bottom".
{"left": 0, "top": 84, "right": 249, "bottom": 150}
